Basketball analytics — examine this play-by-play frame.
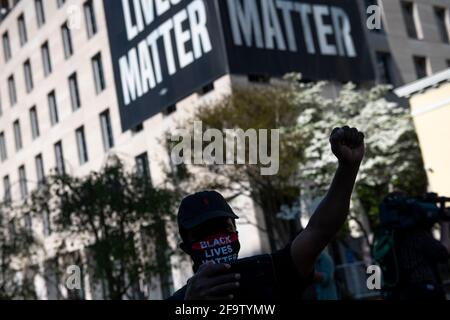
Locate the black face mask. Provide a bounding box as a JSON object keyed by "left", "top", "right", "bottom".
{"left": 189, "top": 232, "right": 240, "bottom": 272}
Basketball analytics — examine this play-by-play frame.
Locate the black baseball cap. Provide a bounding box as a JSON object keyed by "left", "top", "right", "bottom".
{"left": 177, "top": 191, "right": 239, "bottom": 230}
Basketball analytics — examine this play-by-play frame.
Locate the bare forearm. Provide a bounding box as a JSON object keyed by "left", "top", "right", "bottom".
{"left": 308, "top": 163, "right": 360, "bottom": 245}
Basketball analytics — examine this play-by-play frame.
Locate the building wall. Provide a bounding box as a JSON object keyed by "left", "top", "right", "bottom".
{"left": 409, "top": 81, "right": 450, "bottom": 196}
{"left": 360, "top": 0, "right": 450, "bottom": 86}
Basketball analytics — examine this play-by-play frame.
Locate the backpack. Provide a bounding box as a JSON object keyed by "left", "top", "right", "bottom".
{"left": 372, "top": 228, "right": 401, "bottom": 289}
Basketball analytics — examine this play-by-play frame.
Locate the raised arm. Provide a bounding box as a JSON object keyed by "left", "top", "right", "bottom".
{"left": 291, "top": 126, "right": 365, "bottom": 277}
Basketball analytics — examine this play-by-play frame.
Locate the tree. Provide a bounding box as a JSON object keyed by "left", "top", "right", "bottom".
{"left": 0, "top": 202, "right": 38, "bottom": 299}
{"left": 296, "top": 82, "right": 427, "bottom": 232}
{"left": 25, "top": 156, "right": 179, "bottom": 300}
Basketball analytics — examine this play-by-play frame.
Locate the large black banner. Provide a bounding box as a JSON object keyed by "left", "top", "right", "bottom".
{"left": 103, "top": 0, "right": 228, "bottom": 131}
{"left": 103, "top": 0, "right": 374, "bottom": 131}
{"left": 219, "top": 0, "right": 374, "bottom": 81}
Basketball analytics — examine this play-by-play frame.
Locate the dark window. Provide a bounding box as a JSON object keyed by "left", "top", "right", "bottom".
{"left": 13, "top": 119, "right": 23, "bottom": 151}
{"left": 48, "top": 91, "right": 59, "bottom": 126}
{"left": 162, "top": 105, "right": 177, "bottom": 117}
{"left": 8, "top": 75, "right": 17, "bottom": 106}
{"left": 198, "top": 82, "right": 215, "bottom": 95}
{"left": 401, "top": 1, "right": 419, "bottom": 39}
{"left": 29, "top": 106, "right": 40, "bottom": 139}
{"left": 2, "top": 31, "right": 11, "bottom": 62}
{"left": 57, "top": 0, "right": 66, "bottom": 8}
{"left": 100, "top": 110, "right": 114, "bottom": 151}
{"left": 18, "top": 165, "right": 28, "bottom": 200}
{"left": 41, "top": 41, "right": 52, "bottom": 76}
{"left": 3, "top": 175, "right": 11, "bottom": 204}
{"left": 131, "top": 123, "right": 144, "bottom": 135}
{"left": 413, "top": 56, "right": 428, "bottom": 79}
{"left": 76, "top": 126, "right": 89, "bottom": 165}
{"left": 434, "top": 7, "right": 449, "bottom": 43}
{"left": 376, "top": 52, "right": 394, "bottom": 85}
{"left": 84, "top": 0, "right": 97, "bottom": 38}
{"left": 54, "top": 141, "right": 65, "bottom": 175}
{"left": 92, "top": 53, "right": 106, "bottom": 93}
{"left": 135, "top": 152, "right": 151, "bottom": 180}
{"left": 61, "top": 22, "right": 73, "bottom": 58}
{"left": 18, "top": 13, "right": 28, "bottom": 46}
{"left": 0, "top": 131, "right": 7, "bottom": 162}
{"left": 35, "top": 153, "right": 45, "bottom": 185}
{"left": 35, "top": 0, "right": 45, "bottom": 27}
{"left": 24, "top": 59, "right": 34, "bottom": 93}
{"left": 69, "top": 73, "right": 81, "bottom": 110}
{"left": 248, "top": 74, "right": 270, "bottom": 83}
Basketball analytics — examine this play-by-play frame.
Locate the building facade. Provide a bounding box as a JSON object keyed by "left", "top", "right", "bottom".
{"left": 395, "top": 68, "right": 450, "bottom": 197}
{"left": 0, "top": 0, "right": 449, "bottom": 299}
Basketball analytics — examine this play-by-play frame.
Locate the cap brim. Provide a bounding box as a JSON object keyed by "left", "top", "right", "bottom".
{"left": 181, "top": 210, "right": 239, "bottom": 229}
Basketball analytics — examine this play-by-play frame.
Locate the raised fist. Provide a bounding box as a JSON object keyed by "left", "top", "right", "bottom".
{"left": 330, "top": 126, "right": 365, "bottom": 167}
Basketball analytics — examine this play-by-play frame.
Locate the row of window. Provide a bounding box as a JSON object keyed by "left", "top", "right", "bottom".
{"left": 367, "top": 0, "right": 450, "bottom": 44}
{"left": 2, "top": 29, "right": 101, "bottom": 115}
{"left": 1, "top": 0, "right": 97, "bottom": 65}
{"left": 0, "top": 106, "right": 112, "bottom": 170}
{"left": 376, "top": 52, "right": 450, "bottom": 84}
{"left": 2, "top": 148, "right": 151, "bottom": 237}
{"left": 0, "top": 53, "right": 105, "bottom": 163}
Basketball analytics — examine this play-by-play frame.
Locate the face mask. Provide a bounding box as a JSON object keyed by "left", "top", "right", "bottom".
{"left": 189, "top": 232, "right": 240, "bottom": 271}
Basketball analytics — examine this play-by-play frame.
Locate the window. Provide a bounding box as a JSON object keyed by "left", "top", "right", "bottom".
{"left": 18, "top": 165, "right": 28, "bottom": 200}
{"left": 84, "top": 0, "right": 97, "bottom": 38}
{"left": 3, "top": 175, "right": 11, "bottom": 204}
{"left": 401, "top": 1, "right": 420, "bottom": 39}
{"left": 0, "top": 131, "right": 7, "bottom": 162}
{"left": 162, "top": 105, "right": 177, "bottom": 117}
{"left": 8, "top": 75, "right": 17, "bottom": 106}
{"left": 413, "top": 56, "right": 429, "bottom": 79}
{"left": 99, "top": 110, "right": 114, "bottom": 151}
{"left": 92, "top": 53, "right": 106, "bottom": 93}
{"left": 57, "top": 0, "right": 66, "bottom": 8}
{"left": 135, "top": 152, "right": 151, "bottom": 180}
{"left": 434, "top": 7, "right": 449, "bottom": 43}
{"left": 69, "top": 73, "right": 81, "bottom": 110}
{"left": 18, "top": 13, "right": 28, "bottom": 46}
{"left": 76, "top": 126, "right": 89, "bottom": 165}
{"left": 35, "top": 154, "right": 45, "bottom": 185}
{"left": 41, "top": 41, "right": 52, "bottom": 76}
{"left": 131, "top": 123, "right": 144, "bottom": 135}
{"left": 198, "top": 82, "right": 215, "bottom": 95}
{"left": 29, "top": 106, "right": 40, "bottom": 139}
{"left": 24, "top": 59, "right": 34, "bottom": 93}
{"left": 54, "top": 141, "right": 65, "bottom": 175}
{"left": 61, "top": 22, "right": 73, "bottom": 58}
{"left": 2, "top": 31, "right": 11, "bottom": 62}
{"left": 447, "top": 60, "right": 450, "bottom": 68}
{"left": 42, "top": 208, "right": 51, "bottom": 236}
{"left": 376, "top": 52, "right": 394, "bottom": 85}
{"left": 35, "top": 0, "right": 45, "bottom": 27}
{"left": 248, "top": 74, "right": 270, "bottom": 83}
{"left": 13, "top": 120, "right": 23, "bottom": 151}
{"left": 48, "top": 91, "right": 59, "bottom": 126}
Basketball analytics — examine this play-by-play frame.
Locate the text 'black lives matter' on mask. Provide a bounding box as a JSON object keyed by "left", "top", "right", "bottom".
{"left": 190, "top": 232, "right": 240, "bottom": 268}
